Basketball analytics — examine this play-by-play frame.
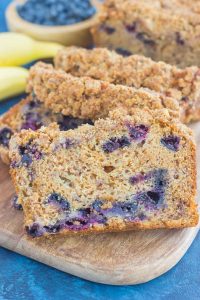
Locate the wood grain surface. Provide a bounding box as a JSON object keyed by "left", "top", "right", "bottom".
{"left": 0, "top": 123, "right": 199, "bottom": 285}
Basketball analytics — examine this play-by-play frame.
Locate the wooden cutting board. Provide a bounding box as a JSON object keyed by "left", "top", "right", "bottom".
{"left": 0, "top": 123, "right": 199, "bottom": 285}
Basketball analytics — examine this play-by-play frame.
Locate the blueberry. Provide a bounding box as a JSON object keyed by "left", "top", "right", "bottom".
{"left": 44, "top": 223, "right": 62, "bottom": 233}
{"left": 101, "top": 25, "right": 116, "bottom": 34}
{"left": 65, "top": 220, "right": 73, "bottom": 226}
{"left": 129, "top": 177, "right": 138, "bottom": 185}
{"left": 57, "top": 13, "right": 68, "bottom": 24}
{"left": 92, "top": 199, "right": 103, "bottom": 212}
{"left": 115, "top": 48, "right": 132, "bottom": 57}
{"left": 19, "top": 145, "right": 26, "bottom": 155}
{"left": 21, "top": 119, "right": 42, "bottom": 131}
{"left": 127, "top": 124, "right": 149, "bottom": 141}
{"left": 102, "top": 136, "right": 130, "bottom": 153}
{"left": 133, "top": 189, "right": 164, "bottom": 210}
{"left": 19, "top": 147, "right": 29, "bottom": 158}
{"left": 137, "top": 213, "right": 146, "bottom": 221}
{"left": 147, "top": 191, "right": 160, "bottom": 204}
{"left": 90, "top": 214, "right": 107, "bottom": 225}
{"left": 75, "top": 218, "right": 88, "bottom": 226}
{"left": 55, "top": 3, "right": 65, "bottom": 13}
{"left": 157, "top": 179, "right": 164, "bottom": 187}
{"left": 26, "top": 223, "right": 44, "bottom": 237}
{"left": 108, "top": 200, "right": 138, "bottom": 218}
{"left": 0, "top": 127, "right": 13, "bottom": 148}
{"left": 26, "top": 100, "right": 39, "bottom": 109}
{"left": 154, "top": 169, "right": 167, "bottom": 189}
{"left": 67, "top": 18, "right": 80, "bottom": 25}
{"left": 136, "top": 32, "right": 156, "bottom": 46}
{"left": 176, "top": 32, "right": 185, "bottom": 45}
{"left": 17, "top": 0, "right": 96, "bottom": 26}
{"left": 58, "top": 116, "right": 93, "bottom": 131}
{"left": 120, "top": 202, "right": 137, "bottom": 213}
{"left": 29, "top": 145, "right": 42, "bottom": 160}
{"left": 125, "top": 23, "right": 136, "bottom": 33}
{"left": 19, "top": 141, "right": 42, "bottom": 162}
{"left": 78, "top": 207, "right": 91, "bottom": 217}
{"left": 21, "top": 106, "right": 43, "bottom": 130}
{"left": 49, "top": 7, "right": 58, "bottom": 18}
{"left": 134, "top": 192, "right": 151, "bottom": 206}
{"left": 63, "top": 138, "right": 75, "bottom": 149}
{"left": 64, "top": 217, "right": 89, "bottom": 230}
{"left": 46, "top": 193, "right": 70, "bottom": 212}
{"left": 87, "top": 7, "right": 96, "bottom": 17}
{"left": 102, "top": 138, "right": 120, "bottom": 153}
{"left": 129, "top": 169, "right": 167, "bottom": 209}
{"left": 21, "top": 154, "right": 32, "bottom": 166}
{"left": 12, "top": 195, "right": 23, "bottom": 210}
{"left": 132, "top": 169, "right": 167, "bottom": 208}
{"left": 161, "top": 135, "right": 180, "bottom": 152}
{"left": 10, "top": 160, "right": 18, "bottom": 169}
{"left": 43, "top": 20, "right": 55, "bottom": 26}
{"left": 46, "top": 0, "right": 56, "bottom": 4}
{"left": 117, "top": 136, "right": 131, "bottom": 148}
{"left": 129, "top": 173, "right": 146, "bottom": 185}
{"left": 181, "top": 96, "right": 189, "bottom": 102}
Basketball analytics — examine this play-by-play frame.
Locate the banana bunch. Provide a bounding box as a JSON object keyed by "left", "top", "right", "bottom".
{"left": 0, "top": 33, "right": 62, "bottom": 101}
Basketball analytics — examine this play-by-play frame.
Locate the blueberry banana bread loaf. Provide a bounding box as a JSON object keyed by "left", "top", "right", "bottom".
{"left": 55, "top": 46, "right": 200, "bottom": 124}
{"left": 27, "top": 62, "right": 179, "bottom": 120}
{"left": 0, "top": 95, "right": 93, "bottom": 164}
{"left": 9, "top": 109, "right": 198, "bottom": 237}
{"left": 91, "top": 0, "right": 200, "bottom": 68}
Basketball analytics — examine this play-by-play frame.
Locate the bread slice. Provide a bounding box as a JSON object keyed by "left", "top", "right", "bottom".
{"left": 90, "top": 0, "right": 200, "bottom": 68}
{"left": 0, "top": 95, "right": 93, "bottom": 164}
{"left": 9, "top": 109, "right": 198, "bottom": 237}
{"left": 55, "top": 46, "right": 200, "bottom": 123}
{"left": 26, "top": 62, "right": 179, "bottom": 120}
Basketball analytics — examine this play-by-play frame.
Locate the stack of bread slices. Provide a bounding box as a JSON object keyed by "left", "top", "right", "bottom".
{"left": 0, "top": 47, "right": 198, "bottom": 237}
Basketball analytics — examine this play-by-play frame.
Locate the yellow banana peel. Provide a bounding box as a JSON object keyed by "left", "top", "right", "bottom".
{"left": 0, "top": 33, "right": 62, "bottom": 66}
{"left": 0, "top": 67, "right": 28, "bottom": 101}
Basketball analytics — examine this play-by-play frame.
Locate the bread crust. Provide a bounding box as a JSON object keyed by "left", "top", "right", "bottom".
{"left": 27, "top": 62, "right": 179, "bottom": 120}
{"left": 55, "top": 46, "right": 200, "bottom": 123}
{"left": 0, "top": 97, "right": 30, "bottom": 164}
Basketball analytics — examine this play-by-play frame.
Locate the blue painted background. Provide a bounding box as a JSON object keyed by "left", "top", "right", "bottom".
{"left": 0, "top": 1, "right": 200, "bottom": 299}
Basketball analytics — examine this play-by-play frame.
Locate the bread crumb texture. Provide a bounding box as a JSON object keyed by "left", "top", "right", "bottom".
{"left": 55, "top": 46, "right": 200, "bottom": 123}
{"left": 27, "top": 62, "right": 179, "bottom": 120}
{"left": 9, "top": 109, "right": 198, "bottom": 237}
{"left": 91, "top": 0, "right": 200, "bottom": 67}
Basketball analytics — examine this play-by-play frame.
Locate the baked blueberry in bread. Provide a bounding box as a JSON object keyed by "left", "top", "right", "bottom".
{"left": 1, "top": 61, "right": 179, "bottom": 165}
{"left": 12, "top": 195, "right": 23, "bottom": 210}
{"left": 91, "top": 0, "right": 200, "bottom": 68}
{"left": 0, "top": 95, "right": 93, "bottom": 164}
{"left": 9, "top": 109, "right": 198, "bottom": 237}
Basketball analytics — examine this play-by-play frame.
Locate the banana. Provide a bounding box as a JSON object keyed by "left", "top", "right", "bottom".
{"left": 0, "top": 33, "right": 62, "bottom": 66}
{"left": 0, "top": 67, "right": 28, "bottom": 101}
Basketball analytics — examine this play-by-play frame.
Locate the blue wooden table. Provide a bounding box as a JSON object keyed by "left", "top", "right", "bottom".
{"left": 0, "top": 1, "right": 200, "bottom": 299}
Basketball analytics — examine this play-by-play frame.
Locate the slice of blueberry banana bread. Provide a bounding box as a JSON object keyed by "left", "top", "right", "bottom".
{"left": 55, "top": 46, "right": 200, "bottom": 124}
{"left": 27, "top": 62, "right": 179, "bottom": 121}
{"left": 9, "top": 109, "right": 198, "bottom": 237}
{"left": 0, "top": 95, "right": 93, "bottom": 164}
{"left": 91, "top": 0, "right": 200, "bottom": 68}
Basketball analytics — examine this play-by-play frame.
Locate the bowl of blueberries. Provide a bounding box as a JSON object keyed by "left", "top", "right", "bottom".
{"left": 6, "top": 0, "right": 101, "bottom": 46}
